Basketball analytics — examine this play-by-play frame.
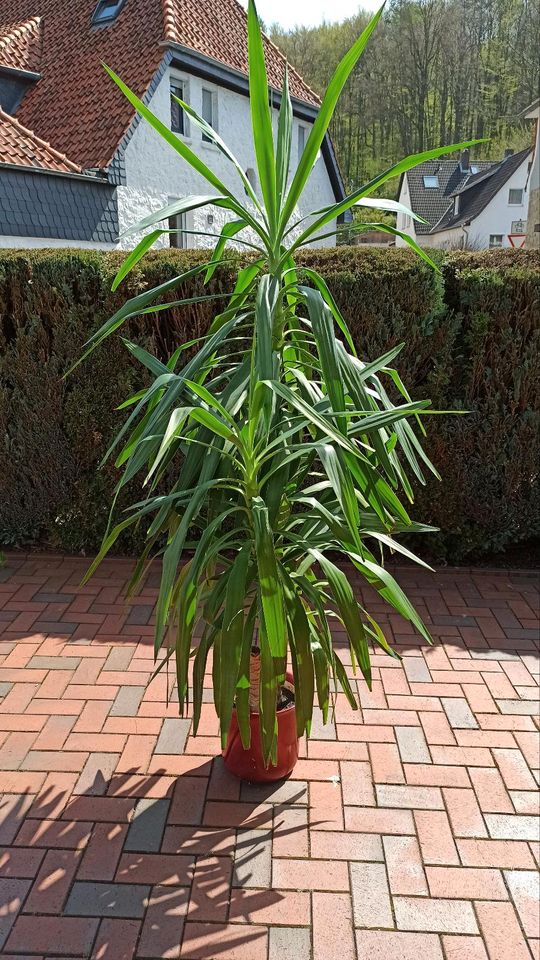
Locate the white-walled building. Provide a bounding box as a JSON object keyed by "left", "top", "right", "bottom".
{"left": 0, "top": 0, "right": 346, "bottom": 250}
{"left": 396, "top": 148, "right": 533, "bottom": 249}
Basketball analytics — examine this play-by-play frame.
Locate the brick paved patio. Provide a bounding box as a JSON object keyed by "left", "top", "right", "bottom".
{"left": 0, "top": 553, "right": 538, "bottom": 960}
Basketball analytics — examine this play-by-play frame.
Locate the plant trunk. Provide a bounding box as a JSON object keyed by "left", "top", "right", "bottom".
{"left": 249, "top": 648, "right": 260, "bottom": 713}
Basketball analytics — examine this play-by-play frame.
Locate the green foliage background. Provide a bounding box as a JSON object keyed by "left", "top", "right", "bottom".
{"left": 0, "top": 246, "right": 538, "bottom": 561}
{"left": 270, "top": 0, "right": 539, "bottom": 191}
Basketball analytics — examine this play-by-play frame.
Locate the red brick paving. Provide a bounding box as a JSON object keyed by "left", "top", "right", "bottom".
{"left": 0, "top": 553, "right": 538, "bottom": 959}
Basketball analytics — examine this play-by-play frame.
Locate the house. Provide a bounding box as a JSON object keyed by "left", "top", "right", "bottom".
{"left": 521, "top": 98, "right": 539, "bottom": 249}
{"left": 0, "top": 1, "right": 347, "bottom": 250}
{"left": 396, "top": 148, "right": 532, "bottom": 249}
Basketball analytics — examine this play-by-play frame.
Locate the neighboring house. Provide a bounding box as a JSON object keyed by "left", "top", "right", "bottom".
{"left": 521, "top": 98, "right": 539, "bottom": 249}
{"left": 0, "top": 1, "right": 347, "bottom": 250}
{"left": 396, "top": 148, "right": 532, "bottom": 249}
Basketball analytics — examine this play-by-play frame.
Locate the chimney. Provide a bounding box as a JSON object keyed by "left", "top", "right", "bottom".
{"left": 460, "top": 148, "right": 470, "bottom": 173}
{"left": 504, "top": 148, "right": 514, "bottom": 160}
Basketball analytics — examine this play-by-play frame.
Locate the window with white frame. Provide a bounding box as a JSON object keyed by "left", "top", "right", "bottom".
{"left": 508, "top": 188, "right": 524, "bottom": 205}
{"left": 170, "top": 80, "right": 188, "bottom": 136}
{"left": 489, "top": 234, "right": 503, "bottom": 248}
{"left": 423, "top": 175, "right": 439, "bottom": 188}
{"left": 202, "top": 88, "right": 217, "bottom": 141}
{"left": 298, "top": 124, "right": 306, "bottom": 159}
{"left": 169, "top": 210, "right": 189, "bottom": 248}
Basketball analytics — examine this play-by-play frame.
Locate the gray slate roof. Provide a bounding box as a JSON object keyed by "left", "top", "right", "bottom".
{"left": 403, "top": 159, "right": 493, "bottom": 235}
{"left": 431, "top": 149, "right": 532, "bottom": 233}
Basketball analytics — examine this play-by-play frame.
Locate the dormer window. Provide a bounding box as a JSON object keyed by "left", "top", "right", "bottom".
{"left": 92, "top": 0, "right": 125, "bottom": 26}
{"left": 423, "top": 175, "right": 439, "bottom": 188}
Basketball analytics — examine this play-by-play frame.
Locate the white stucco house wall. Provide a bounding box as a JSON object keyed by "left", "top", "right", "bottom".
{"left": 396, "top": 148, "right": 533, "bottom": 249}
{"left": 0, "top": 0, "right": 346, "bottom": 250}
{"left": 118, "top": 62, "right": 338, "bottom": 251}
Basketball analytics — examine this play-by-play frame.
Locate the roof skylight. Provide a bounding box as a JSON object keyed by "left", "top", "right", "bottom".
{"left": 423, "top": 175, "right": 439, "bottom": 188}
{"left": 91, "top": 0, "right": 125, "bottom": 26}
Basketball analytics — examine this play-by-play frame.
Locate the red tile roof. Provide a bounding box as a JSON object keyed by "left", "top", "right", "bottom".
{"left": 0, "top": 0, "right": 319, "bottom": 172}
{"left": 0, "top": 16, "right": 42, "bottom": 72}
{"left": 0, "top": 107, "right": 81, "bottom": 172}
{"left": 162, "top": 0, "right": 319, "bottom": 107}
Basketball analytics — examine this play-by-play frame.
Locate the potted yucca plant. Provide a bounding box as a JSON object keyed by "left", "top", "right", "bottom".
{"left": 75, "top": 1, "right": 479, "bottom": 780}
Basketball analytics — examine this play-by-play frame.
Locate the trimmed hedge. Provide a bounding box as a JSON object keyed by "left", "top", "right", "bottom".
{"left": 0, "top": 247, "right": 538, "bottom": 561}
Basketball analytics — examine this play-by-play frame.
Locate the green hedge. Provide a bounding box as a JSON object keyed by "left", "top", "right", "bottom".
{"left": 0, "top": 247, "right": 538, "bottom": 561}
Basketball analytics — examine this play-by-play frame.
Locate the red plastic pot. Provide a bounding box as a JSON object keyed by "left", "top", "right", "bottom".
{"left": 222, "top": 674, "right": 299, "bottom": 782}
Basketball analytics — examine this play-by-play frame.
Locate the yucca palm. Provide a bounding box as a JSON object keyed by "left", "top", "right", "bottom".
{"left": 76, "top": 1, "right": 480, "bottom": 765}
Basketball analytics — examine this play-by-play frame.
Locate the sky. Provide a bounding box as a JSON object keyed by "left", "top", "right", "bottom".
{"left": 239, "top": 0, "right": 381, "bottom": 30}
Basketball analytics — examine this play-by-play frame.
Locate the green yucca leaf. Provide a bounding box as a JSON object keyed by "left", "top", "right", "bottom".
{"left": 247, "top": 0, "right": 277, "bottom": 232}
{"left": 276, "top": 66, "right": 293, "bottom": 207}
{"left": 80, "top": 11, "right": 455, "bottom": 766}
{"left": 279, "top": 3, "right": 385, "bottom": 231}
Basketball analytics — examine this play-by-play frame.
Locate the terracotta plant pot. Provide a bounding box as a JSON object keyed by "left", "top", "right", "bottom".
{"left": 222, "top": 673, "right": 299, "bottom": 782}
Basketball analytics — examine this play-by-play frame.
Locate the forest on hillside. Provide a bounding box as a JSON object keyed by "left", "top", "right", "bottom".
{"left": 269, "top": 0, "right": 539, "bottom": 191}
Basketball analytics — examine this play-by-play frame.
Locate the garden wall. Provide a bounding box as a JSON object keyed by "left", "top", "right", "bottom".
{"left": 0, "top": 247, "right": 538, "bottom": 561}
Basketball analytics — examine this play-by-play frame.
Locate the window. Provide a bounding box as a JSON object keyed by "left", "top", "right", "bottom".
{"left": 169, "top": 211, "right": 188, "bottom": 249}
{"left": 91, "top": 0, "right": 124, "bottom": 25}
{"left": 170, "top": 82, "right": 187, "bottom": 136}
{"left": 489, "top": 234, "right": 503, "bottom": 248}
{"left": 202, "top": 88, "right": 216, "bottom": 142}
{"left": 423, "top": 175, "right": 439, "bottom": 188}
{"left": 245, "top": 167, "right": 257, "bottom": 196}
{"left": 470, "top": 164, "right": 479, "bottom": 174}
{"left": 508, "top": 188, "right": 523, "bottom": 205}
{"left": 298, "top": 125, "right": 306, "bottom": 158}
{"left": 453, "top": 196, "right": 460, "bottom": 215}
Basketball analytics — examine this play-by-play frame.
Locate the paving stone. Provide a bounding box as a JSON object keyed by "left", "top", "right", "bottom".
{"left": 0, "top": 682, "right": 13, "bottom": 698}
{"left": 403, "top": 657, "right": 431, "bottom": 682}
{"left": 485, "top": 814, "right": 540, "bottom": 841}
{"left": 310, "top": 705, "right": 337, "bottom": 740}
{"left": 109, "top": 686, "right": 146, "bottom": 717}
{"left": 126, "top": 604, "right": 153, "bottom": 625}
{"left": 396, "top": 726, "right": 431, "bottom": 763}
{"left": 240, "top": 779, "right": 308, "bottom": 805}
{"left": 34, "top": 592, "right": 76, "bottom": 603}
{"left": 73, "top": 753, "right": 120, "bottom": 796}
{"left": 442, "top": 697, "right": 478, "bottom": 729}
{"left": 65, "top": 880, "right": 150, "bottom": 918}
{"left": 155, "top": 717, "right": 191, "bottom": 754}
{"left": 0, "top": 878, "right": 31, "bottom": 950}
{"left": 233, "top": 828, "right": 272, "bottom": 888}
{"left": 394, "top": 896, "right": 478, "bottom": 934}
{"left": 376, "top": 785, "right": 444, "bottom": 810}
{"left": 351, "top": 862, "right": 393, "bottom": 928}
{"left": 269, "top": 925, "right": 311, "bottom": 960}
{"left": 137, "top": 884, "right": 188, "bottom": 957}
{"left": 103, "top": 646, "right": 135, "bottom": 671}
{"left": 124, "top": 797, "right": 170, "bottom": 853}
{"left": 27, "top": 655, "right": 81, "bottom": 670}
{"left": 313, "top": 891, "right": 356, "bottom": 960}
{"left": 5, "top": 915, "right": 99, "bottom": 955}
{"left": 496, "top": 699, "right": 539, "bottom": 715}
{"left": 504, "top": 869, "right": 540, "bottom": 937}
{"left": 384, "top": 835, "right": 428, "bottom": 895}
{"left": 356, "top": 931, "right": 443, "bottom": 960}
{"left": 476, "top": 900, "right": 532, "bottom": 960}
